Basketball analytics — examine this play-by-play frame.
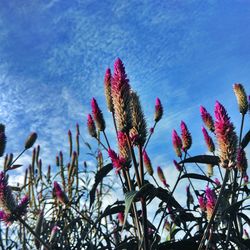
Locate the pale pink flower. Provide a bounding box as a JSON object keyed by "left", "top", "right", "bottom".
{"left": 200, "top": 106, "right": 214, "bottom": 132}
{"left": 180, "top": 121, "right": 192, "bottom": 151}
{"left": 202, "top": 127, "right": 215, "bottom": 152}
{"left": 172, "top": 130, "right": 182, "bottom": 157}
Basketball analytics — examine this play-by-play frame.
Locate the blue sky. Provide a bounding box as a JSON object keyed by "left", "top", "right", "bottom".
{"left": 0, "top": 1, "right": 249, "bottom": 197}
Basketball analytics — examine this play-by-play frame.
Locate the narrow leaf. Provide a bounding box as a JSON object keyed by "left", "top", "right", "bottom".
{"left": 241, "top": 130, "right": 250, "bottom": 149}
{"left": 179, "top": 155, "right": 220, "bottom": 165}
{"left": 180, "top": 173, "right": 215, "bottom": 183}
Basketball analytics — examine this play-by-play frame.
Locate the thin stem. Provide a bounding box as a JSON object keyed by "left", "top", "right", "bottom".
{"left": 143, "top": 122, "right": 157, "bottom": 151}
{"left": 103, "top": 130, "right": 111, "bottom": 149}
{"left": 198, "top": 169, "right": 230, "bottom": 250}
{"left": 111, "top": 112, "right": 118, "bottom": 137}
{"left": 5, "top": 149, "right": 26, "bottom": 172}
{"left": 152, "top": 175, "right": 160, "bottom": 187}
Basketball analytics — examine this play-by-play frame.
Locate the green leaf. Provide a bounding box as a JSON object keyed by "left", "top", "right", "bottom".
{"left": 179, "top": 155, "right": 220, "bottom": 165}
{"left": 222, "top": 196, "right": 250, "bottom": 215}
{"left": 89, "top": 163, "right": 113, "bottom": 208}
{"left": 241, "top": 130, "right": 250, "bottom": 149}
{"left": 180, "top": 173, "right": 215, "bottom": 183}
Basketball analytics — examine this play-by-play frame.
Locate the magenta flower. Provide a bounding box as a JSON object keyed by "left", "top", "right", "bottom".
{"left": 157, "top": 166, "right": 168, "bottom": 187}
{"left": 87, "top": 114, "right": 97, "bottom": 138}
{"left": 91, "top": 98, "right": 105, "bottom": 131}
{"left": 236, "top": 147, "right": 248, "bottom": 174}
{"left": 244, "top": 175, "right": 249, "bottom": 184}
{"left": 200, "top": 106, "right": 215, "bottom": 132}
{"left": 214, "top": 178, "right": 221, "bottom": 186}
{"left": 49, "top": 225, "right": 60, "bottom": 242}
{"left": 214, "top": 101, "right": 238, "bottom": 168}
{"left": 172, "top": 130, "right": 182, "bottom": 157}
{"left": 173, "top": 160, "right": 182, "bottom": 172}
{"left": 117, "top": 212, "right": 124, "bottom": 225}
{"left": 202, "top": 127, "right": 215, "bottom": 152}
{"left": 143, "top": 150, "right": 154, "bottom": 176}
{"left": 154, "top": 97, "right": 163, "bottom": 122}
{"left": 108, "top": 149, "right": 126, "bottom": 173}
{"left": 53, "top": 182, "right": 69, "bottom": 205}
{"left": 198, "top": 196, "right": 206, "bottom": 212}
{"left": 205, "top": 186, "right": 216, "bottom": 220}
{"left": 111, "top": 58, "right": 132, "bottom": 132}
{"left": 117, "top": 131, "right": 130, "bottom": 163}
{"left": 180, "top": 121, "right": 192, "bottom": 151}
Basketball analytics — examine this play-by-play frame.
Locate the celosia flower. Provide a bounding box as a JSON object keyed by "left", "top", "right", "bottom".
{"left": 104, "top": 68, "right": 113, "bottom": 112}
{"left": 157, "top": 166, "right": 168, "bottom": 187}
{"left": 233, "top": 83, "right": 248, "bottom": 115}
{"left": 53, "top": 182, "right": 69, "bottom": 205}
{"left": 108, "top": 149, "right": 127, "bottom": 173}
{"left": 173, "top": 160, "right": 182, "bottom": 172}
{"left": 130, "top": 91, "right": 147, "bottom": 146}
{"left": 164, "top": 219, "right": 171, "bottom": 231}
{"left": 49, "top": 225, "right": 60, "bottom": 242}
{"left": 214, "top": 101, "right": 238, "bottom": 168}
{"left": 143, "top": 151, "right": 154, "bottom": 176}
{"left": 91, "top": 98, "right": 106, "bottom": 131}
{"left": 244, "top": 175, "right": 249, "bottom": 184}
{"left": 111, "top": 58, "right": 132, "bottom": 132}
{"left": 202, "top": 127, "right": 215, "bottom": 152}
{"left": 214, "top": 178, "right": 221, "bottom": 186}
{"left": 180, "top": 121, "right": 192, "bottom": 151}
{"left": 0, "top": 172, "right": 17, "bottom": 213}
{"left": 117, "top": 212, "right": 124, "bottom": 225}
{"left": 16, "top": 195, "right": 29, "bottom": 217}
{"left": 205, "top": 186, "right": 216, "bottom": 221}
{"left": 154, "top": 98, "right": 163, "bottom": 122}
{"left": 198, "top": 196, "right": 206, "bottom": 212}
{"left": 25, "top": 132, "right": 37, "bottom": 150}
{"left": 236, "top": 147, "right": 248, "bottom": 174}
{"left": 87, "top": 114, "right": 97, "bottom": 138}
{"left": 200, "top": 106, "right": 215, "bottom": 132}
{"left": 172, "top": 130, "right": 182, "bottom": 157}
{"left": 117, "top": 131, "right": 130, "bottom": 164}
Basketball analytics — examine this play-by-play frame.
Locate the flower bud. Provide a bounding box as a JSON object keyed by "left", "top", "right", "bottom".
{"left": 25, "top": 132, "right": 37, "bottom": 149}
{"left": 233, "top": 83, "right": 248, "bottom": 115}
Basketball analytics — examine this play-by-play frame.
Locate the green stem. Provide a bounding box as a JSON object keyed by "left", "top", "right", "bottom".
{"left": 143, "top": 122, "right": 157, "bottom": 151}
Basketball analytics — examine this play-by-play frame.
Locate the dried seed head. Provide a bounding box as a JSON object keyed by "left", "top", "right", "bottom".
{"left": 111, "top": 58, "right": 132, "bottom": 132}
{"left": 104, "top": 68, "right": 113, "bottom": 112}
{"left": 202, "top": 127, "right": 215, "bottom": 152}
{"left": 87, "top": 114, "right": 97, "bottom": 138}
{"left": 236, "top": 147, "right": 248, "bottom": 174}
{"left": 0, "top": 132, "right": 6, "bottom": 157}
{"left": 214, "top": 101, "right": 238, "bottom": 168}
{"left": 154, "top": 98, "right": 163, "bottom": 122}
{"left": 200, "top": 106, "right": 215, "bottom": 132}
{"left": 130, "top": 91, "right": 147, "bottom": 146}
{"left": 91, "top": 98, "right": 106, "bottom": 131}
{"left": 172, "top": 130, "right": 182, "bottom": 157}
{"left": 25, "top": 132, "right": 37, "bottom": 150}
{"left": 143, "top": 151, "right": 153, "bottom": 176}
{"left": 180, "top": 121, "right": 192, "bottom": 151}
{"left": 233, "top": 83, "right": 248, "bottom": 115}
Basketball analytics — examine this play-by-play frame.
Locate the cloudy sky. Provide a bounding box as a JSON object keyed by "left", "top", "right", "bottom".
{"left": 0, "top": 0, "right": 249, "bottom": 208}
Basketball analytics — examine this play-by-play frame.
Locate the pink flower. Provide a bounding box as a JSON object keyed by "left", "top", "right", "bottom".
{"left": 108, "top": 149, "right": 126, "bottom": 173}
{"left": 214, "top": 178, "right": 221, "bottom": 186}
{"left": 236, "top": 147, "right": 248, "bottom": 174}
{"left": 205, "top": 186, "right": 216, "bottom": 220}
{"left": 154, "top": 98, "right": 163, "bottom": 122}
{"left": 244, "top": 175, "right": 249, "bottom": 184}
{"left": 173, "top": 160, "right": 182, "bottom": 172}
{"left": 87, "top": 114, "right": 97, "bottom": 138}
{"left": 200, "top": 106, "right": 215, "bottom": 132}
{"left": 53, "top": 182, "right": 69, "bottom": 205}
{"left": 180, "top": 121, "right": 192, "bottom": 151}
{"left": 157, "top": 166, "right": 168, "bottom": 187}
{"left": 202, "top": 127, "right": 215, "bottom": 152}
{"left": 143, "top": 150, "right": 154, "bottom": 176}
{"left": 198, "top": 196, "right": 206, "bottom": 212}
{"left": 91, "top": 98, "right": 105, "bottom": 131}
{"left": 172, "top": 130, "right": 182, "bottom": 157}
{"left": 117, "top": 212, "right": 124, "bottom": 225}
{"left": 214, "top": 101, "right": 238, "bottom": 168}
{"left": 111, "top": 58, "right": 132, "bottom": 132}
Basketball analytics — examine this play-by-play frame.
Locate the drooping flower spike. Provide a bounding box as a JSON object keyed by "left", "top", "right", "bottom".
{"left": 180, "top": 121, "right": 192, "bottom": 151}
{"left": 157, "top": 166, "right": 168, "bottom": 188}
{"left": 200, "top": 106, "right": 215, "bottom": 132}
{"left": 154, "top": 98, "right": 163, "bottom": 122}
{"left": 143, "top": 151, "right": 154, "bottom": 176}
{"left": 214, "top": 101, "right": 238, "bottom": 168}
{"left": 172, "top": 130, "right": 182, "bottom": 158}
{"left": 91, "top": 98, "right": 106, "bottom": 131}
{"left": 87, "top": 114, "right": 97, "bottom": 138}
